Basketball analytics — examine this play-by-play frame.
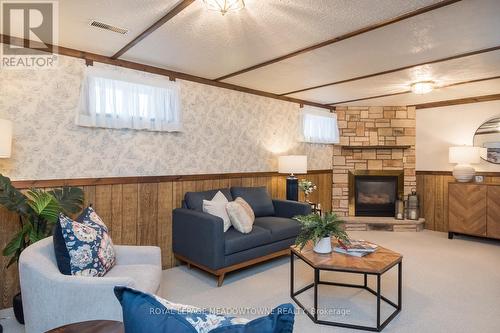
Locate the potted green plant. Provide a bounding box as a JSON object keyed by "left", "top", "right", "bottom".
{"left": 0, "top": 174, "right": 84, "bottom": 324}
{"left": 294, "top": 212, "right": 349, "bottom": 254}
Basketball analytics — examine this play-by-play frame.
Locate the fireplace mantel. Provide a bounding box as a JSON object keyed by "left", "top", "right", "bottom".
{"left": 340, "top": 145, "right": 411, "bottom": 149}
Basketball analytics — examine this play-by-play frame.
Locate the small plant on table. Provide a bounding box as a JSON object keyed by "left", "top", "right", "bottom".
{"left": 294, "top": 212, "right": 348, "bottom": 254}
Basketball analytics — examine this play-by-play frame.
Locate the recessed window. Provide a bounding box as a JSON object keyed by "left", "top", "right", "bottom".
{"left": 77, "top": 66, "right": 182, "bottom": 132}
{"left": 301, "top": 107, "right": 339, "bottom": 144}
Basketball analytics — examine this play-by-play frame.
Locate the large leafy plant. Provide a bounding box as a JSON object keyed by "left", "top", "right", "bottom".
{"left": 0, "top": 174, "right": 84, "bottom": 267}
{"left": 294, "top": 212, "right": 349, "bottom": 250}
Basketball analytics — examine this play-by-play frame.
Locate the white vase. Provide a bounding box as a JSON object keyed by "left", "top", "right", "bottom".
{"left": 313, "top": 237, "right": 332, "bottom": 254}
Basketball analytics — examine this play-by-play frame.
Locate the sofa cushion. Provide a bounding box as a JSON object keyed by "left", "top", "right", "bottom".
{"left": 224, "top": 225, "right": 272, "bottom": 255}
{"left": 107, "top": 264, "right": 161, "bottom": 294}
{"left": 230, "top": 187, "right": 275, "bottom": 217}
{"left": 226, "top": 197, "right": 255, "bottom": 234}
{"left": 254, "top": 217, "right": 301, "bottom": 243}
{"left": 203, "top": 191, "right": 232, "bottom": 232}
{"left": 114, "top": 286, "right": 295, "bottom": 333}
{"left": 185, "top": 188, "right": 232, "bottom": 212}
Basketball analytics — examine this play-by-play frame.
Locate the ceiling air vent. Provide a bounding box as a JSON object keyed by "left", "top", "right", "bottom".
{"left": 89, "top": 20, "right": 129, "bottom": 35}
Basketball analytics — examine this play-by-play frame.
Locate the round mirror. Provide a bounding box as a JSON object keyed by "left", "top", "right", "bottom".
{"left": 473, "top": 117, "right": 500, "bottom": 164}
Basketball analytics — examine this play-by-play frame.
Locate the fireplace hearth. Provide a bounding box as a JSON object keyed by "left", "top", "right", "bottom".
{"left": 348, "top": 170, "right": 404, "bottom": 217}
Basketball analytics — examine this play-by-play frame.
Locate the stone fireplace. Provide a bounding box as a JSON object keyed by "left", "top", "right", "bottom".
{"left": 332, "top": 106, "right": 416, "bottom": 217}
{"left": 349, "top": 170, "right": 404, "bottom": 217}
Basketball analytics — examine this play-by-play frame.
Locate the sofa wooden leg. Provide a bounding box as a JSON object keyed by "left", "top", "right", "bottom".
{"left": 187, "top": 263, "right": 192, "bottom": 269}
{"left": 217, "top": 273, "right": 225, "bottom": 287}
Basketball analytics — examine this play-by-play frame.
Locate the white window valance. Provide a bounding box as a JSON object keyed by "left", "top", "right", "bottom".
{"left": 77, "top": 66, "right": 182, "bottom": 132}
{"left": 301, "top": 107, "right": 339, "bottom": 144}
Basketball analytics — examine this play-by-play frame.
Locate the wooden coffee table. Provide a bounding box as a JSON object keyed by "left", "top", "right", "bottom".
{"left": 47, "top": 320, "right": 124, "bottom": 333}
{"left": 290, "top": 241, "right": 402, "bottom": 332}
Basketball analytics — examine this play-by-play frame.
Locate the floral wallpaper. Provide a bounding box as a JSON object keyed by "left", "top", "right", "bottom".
{"left": 0, "top": 55, "right": 332, "bottom": 180}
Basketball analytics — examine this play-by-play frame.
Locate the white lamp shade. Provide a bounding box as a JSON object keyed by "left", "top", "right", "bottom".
{"left": 448, "top": 146, "right": 481, "bottom": 165}
{"left": 0, "top": 119, "right": 13, "bottom": 158}
{"left": 278, "top": 155, "right": 307, "bottom": 174}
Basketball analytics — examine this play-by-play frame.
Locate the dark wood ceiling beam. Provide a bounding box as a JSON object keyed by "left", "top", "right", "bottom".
{"left": 281, "top": 45, "right": 500, "bottom": 96}
{"left": 330, "top": 91, "right": 411, "bottom": 106}
{"left": 214, "top": 0, "right": 463, "bottom": 81}
{"left": 412, "top": 94, "right": 500, "bottom": 109}
{"left": 111, "top": 0, "right": 195, "bottom": 59}
{"left": 328, "top": 75, "right": 500, "bottom": 105}
{"left": 0, "top": 34, "right": 332, "bottom": 110}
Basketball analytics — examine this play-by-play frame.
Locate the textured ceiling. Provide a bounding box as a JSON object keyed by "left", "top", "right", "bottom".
{"left": 223, "top": 0, "right": 500, "bottom": 94}
{"left": 53, "top": 0, "right": 500, "bottom": 106}
{"left": 338, "top": 77, "right": 500, "bottom": 106}
{"left": 288, "top": 50, "right": 500, "bottom": 104}
{"left": 121, "top": 0, "right": 441, "bottom": 78}
{"left": 59, "top": 0, "right": 180, "bottom": 55}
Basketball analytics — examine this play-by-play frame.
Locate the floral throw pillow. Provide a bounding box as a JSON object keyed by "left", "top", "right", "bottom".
{"left": 114, "top": 286, "right": 295, "bottom": 333}
{"left": 56, "top": 207, "right": 116, "bottom": 277}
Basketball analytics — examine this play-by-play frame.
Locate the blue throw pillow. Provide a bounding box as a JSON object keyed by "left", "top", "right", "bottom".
{"left": 114, "top": 287, "right": 294, "bottom": 333}
{"left": 53, "top": 219, "right": 72, "bottom": 275}
{"left": 53, "top": 206, "right": 116, "bottom": 276}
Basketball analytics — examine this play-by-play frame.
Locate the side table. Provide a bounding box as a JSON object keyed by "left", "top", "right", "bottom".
{"left": 290, "top": 241, "right": 402, "bottom": 331}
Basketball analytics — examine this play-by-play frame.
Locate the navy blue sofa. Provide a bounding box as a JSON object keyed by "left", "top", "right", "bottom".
{"left": 173, "top": 186, "right": 311, "bottom": 286}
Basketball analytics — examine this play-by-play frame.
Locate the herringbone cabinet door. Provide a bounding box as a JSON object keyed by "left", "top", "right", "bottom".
{"left": 487, "top": 185, "right": 500, "bottom": 239}
{"left": 449, "top": 184, "right": 487, "bottom": 236}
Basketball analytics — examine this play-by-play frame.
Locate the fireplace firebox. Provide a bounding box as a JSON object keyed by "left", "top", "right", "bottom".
{"left": 348, "top": 170, "right": 404, "bottom": 217}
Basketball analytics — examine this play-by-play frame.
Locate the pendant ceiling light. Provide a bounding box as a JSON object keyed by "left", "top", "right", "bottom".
{"left": 410, "top": 81, "right": 435, "bottom": 94}
{"left": 202, "top": 0, "right": 245, "bottom": 15}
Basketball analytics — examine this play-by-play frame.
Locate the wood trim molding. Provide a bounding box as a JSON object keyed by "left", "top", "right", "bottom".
{"left": 10, "top": 169, "right": 333, "bottom": 189}
{"left": 111, "top": 0, "right": 195, "bottom": 59}
{"left": 330, "top": 91, "right": 410, "bottom": 106}
{"left": 412, "top": 93, "right": 500, "bottom": 109}
{"left": 416, "top": 171, "right": 500, "bottom": 176}
{"left": 281, "top": 45, "right": 500, "bottom": 96}
{"left": 327, "top": 75, "right": 500, "bottom": 105}
{"left": 0, "top": 34, "right": 331, "bottom": 110}
{"left": 214, "top": 0, "right": 462, "bottom": 81}
{"left": 340, "top": 145, "right": 411, "bottom": 149}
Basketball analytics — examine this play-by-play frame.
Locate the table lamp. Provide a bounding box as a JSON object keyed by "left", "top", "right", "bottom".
{"left": 449, "top": 146, "right": 481, "bottom": 182}
{"left": 278, "top": 155, "right": 307, "bottom": 201}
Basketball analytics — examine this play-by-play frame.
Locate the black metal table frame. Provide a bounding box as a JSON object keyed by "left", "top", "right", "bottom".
{"left": 290, "top": 252, "right": 402, "bottom": 332}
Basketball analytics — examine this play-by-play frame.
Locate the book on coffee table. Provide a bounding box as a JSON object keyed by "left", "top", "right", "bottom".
{"left": 334, "top": 240, "right": 378, "bottom": 257}
{"left": 333, "top": 247, "right": 369, "bottom": 257}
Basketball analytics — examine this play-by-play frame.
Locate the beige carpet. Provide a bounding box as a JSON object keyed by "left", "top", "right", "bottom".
{"left": 2, "top": 230, "right": 500, "bottom": 332}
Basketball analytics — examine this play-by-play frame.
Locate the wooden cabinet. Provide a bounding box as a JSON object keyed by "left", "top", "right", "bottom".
{"left": 487, "top": 185, "right": 500, "bottom": 239}
{"left": 448, "top": 182, "right": 500, "bottom": 240}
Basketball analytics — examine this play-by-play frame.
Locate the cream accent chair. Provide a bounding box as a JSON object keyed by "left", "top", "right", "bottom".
{"left": 19, "top": 237, "right": 162, "bottom": 333}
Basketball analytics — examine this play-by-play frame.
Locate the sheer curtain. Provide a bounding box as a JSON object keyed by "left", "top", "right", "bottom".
{"left": 77, "top": 66, "right": 182, "bottom": 132}
{"left": 301, "top": 107, "right": 339, "bottom": 144}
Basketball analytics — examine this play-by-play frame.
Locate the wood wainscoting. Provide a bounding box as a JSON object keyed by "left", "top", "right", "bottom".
{"left": 416, "top": 171, "right": 500, "bottom": 232}
{"left": 0, "top": 169, "right": 332, "bottom": 309}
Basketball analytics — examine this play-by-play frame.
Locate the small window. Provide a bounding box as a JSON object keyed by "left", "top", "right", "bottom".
{"left": 77, "top": 66, "right": 181, "bottom": 132}
{"left": 301, "top": 107, "right": 339, "bottom": 144}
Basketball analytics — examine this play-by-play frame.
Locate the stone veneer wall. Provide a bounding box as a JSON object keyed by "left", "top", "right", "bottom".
{"left": 332, "top": 106, "right": 417, "bottom": 217}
